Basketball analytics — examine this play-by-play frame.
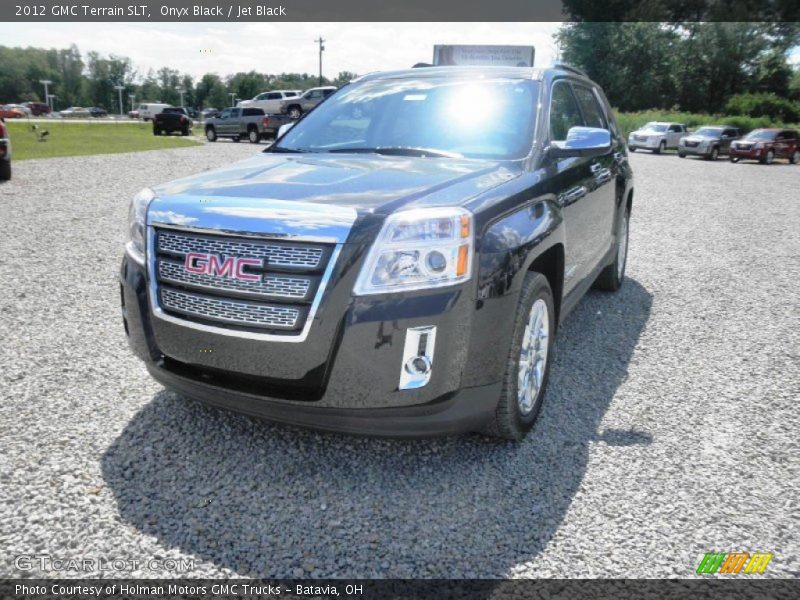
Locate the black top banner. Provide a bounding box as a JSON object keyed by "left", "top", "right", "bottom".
{"left": 1, "top": 0, "right": 798, "bottom": 22}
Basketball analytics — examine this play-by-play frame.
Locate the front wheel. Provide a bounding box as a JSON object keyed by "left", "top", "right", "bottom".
{"left": 709, "top": 146, "right": 719, "bottom": 161}
{"left": 205, "top": 127, "right": 217, "bottom": 142}
{"left": 628, "top": 146, "right": 637, "bottom": 152}
{"left": 485, "top": 272, "right": 555, "bottom": 440}
{"left": 761, "top": 149, "right": 774, "bottom": 165}
{"left": 288, "top": 106, "right": 302, "bottom": 120}
{"left": 678, "top": 151, "right": 686, "bottom": 158}
{"left": 594, "top": 206, "right": 630, "bottom": 292}
{"left": 654, "top": 140, "right": 666, "bottom": 154}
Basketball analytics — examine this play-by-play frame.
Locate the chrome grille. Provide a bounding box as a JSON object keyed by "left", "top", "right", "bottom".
{"left": 160, "top": 288, "right": 300, "bottom": 329}
{"left": 158, "top": 260, "right": 311, "bottom": 300}
{"left": 152, "top": 227, "right": 331, "bottom": 334}
{"left": 158, "top": 230, "right": 323, "bottom": 269}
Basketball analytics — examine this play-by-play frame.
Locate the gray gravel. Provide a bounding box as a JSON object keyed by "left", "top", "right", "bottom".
{"left": 1, "top": 144, "right": 798, "bottom": 579}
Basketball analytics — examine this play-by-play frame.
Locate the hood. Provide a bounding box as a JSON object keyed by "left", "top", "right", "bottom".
{"left": 152, "top": 152, "right": 520, "bottom": 214}
{"left": 683, "top": 134, "right": 717, "bottom": 142}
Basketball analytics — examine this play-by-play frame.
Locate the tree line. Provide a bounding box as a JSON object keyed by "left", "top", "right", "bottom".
{"left": 556, "top": 23, "right": 800, "bottom": 121}
{"left": 0, "top": 44, "right": 357, "bottom": 111}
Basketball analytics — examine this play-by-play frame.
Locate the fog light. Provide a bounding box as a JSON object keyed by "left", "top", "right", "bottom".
{"left": 399, "top": 326, "right": 436, "bottom": 390}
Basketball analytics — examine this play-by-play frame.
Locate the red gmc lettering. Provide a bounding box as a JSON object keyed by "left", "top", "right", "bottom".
{"left": 184, "top": 253, "right": 262, "bottom": 281}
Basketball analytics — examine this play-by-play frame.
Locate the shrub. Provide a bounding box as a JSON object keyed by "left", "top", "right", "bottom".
{"left": 724, "top": 93, "right": 800, "bottom": 123}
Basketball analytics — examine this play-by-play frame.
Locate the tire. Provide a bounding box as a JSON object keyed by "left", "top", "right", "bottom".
{"left": 730, "top": 156, "right": 739, "bottom": 163}
{"left": 248, "top": 128, "right": 260, "bottom": 144}
{"left": 288, "top": 106, "right": 302, "bottom": 120}
{"left": 760, "top": 149, "right": 774, "bottom": 165}
{"left": 153, "top": 128, "right": 161, "bottom": 136}
{"left": 678, "top": 151, "right": 686, "bottom": 158}
{"left": 594, "top": 205, "right": 630, "bottom": 292}
{"left": 232, "top": 136, "right": 240, "bottom": 143}
{"left": 790, "top": 150, "right": 800, "bottom": 164}
{"left": 0, "top": 160, "right": 10, "bottom": 181}
{"left": 709, "top": 146, "right": 719, "bottom": 161}
{"left": 628, "top": 146, "right": 636, "bottom": 152}
{"left": 654, "top": 140, "right": 666, "bottom": 154}
{"left": 205, "top": 127, "right": 217, "bottom": 142}
{"left": 181, "top": 127, "right": 190, "bottom": 136}
{"left": 485, "top": 272, "right": 556, "bottom": 441}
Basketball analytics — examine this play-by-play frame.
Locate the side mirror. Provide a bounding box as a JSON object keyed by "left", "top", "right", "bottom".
{"left": 549, "top": 126, "right": 612, "bottom": 159}
{"left": 277, "top": 122, "right": 294, "bottom": 138}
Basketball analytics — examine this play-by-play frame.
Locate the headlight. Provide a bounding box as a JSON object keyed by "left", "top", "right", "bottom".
{"left": 353, "top": 207, "right": 473, "bottom": 295}
{"left": 126, "top": 187, "right": 154, "bottom": 264}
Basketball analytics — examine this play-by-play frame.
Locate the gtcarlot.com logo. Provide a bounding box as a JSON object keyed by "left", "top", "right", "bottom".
{"left": 14, "top": 554, "right": 195, "bottom": 572}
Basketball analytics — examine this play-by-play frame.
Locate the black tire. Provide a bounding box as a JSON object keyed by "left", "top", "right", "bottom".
{"left": 678, "top": 151, "right": 686, "bottom": 158}
{"left": 790, "top": 150, "right": 799, "bottom": 164}
{"left": 288, "top": 105, "right": 302, "bottom": 120}
{"left": 654, "top": 140, "right": 666, "bottom": 154}
{"left": 181, "top": 127, "right": 190, "bottom": 136}
{"left": 594, "top": 205, "right": 630, "bottom": 292}
{"left": 153, "top": 128, "right": 161, "bottom": 136}
{"left": 205, "top": 127, "right": 217, "bottom": 142}
{"left": 485, "top": 272, "right": 556, "bottom": 441}
{"left": 760, "top": 149, "right": 774, "bottom": 165}
{"left": 628, "top": 146, "right": 636, "bottom": 152}
{"left": 232, "top": 136, "right": 240, "bottom": 143}
{"left": 0, "top": 159, "right": 10, "bottom": 181}
{"left": 709, "top": 146, "right": 719, "bottom": 161}
{"left": 248, "top": 127, "right": 260, "bottom": 144}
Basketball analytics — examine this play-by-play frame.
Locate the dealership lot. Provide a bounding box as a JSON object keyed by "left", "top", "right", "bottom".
{"left": 0, "top": 144, "right": 798, "bottom": 578}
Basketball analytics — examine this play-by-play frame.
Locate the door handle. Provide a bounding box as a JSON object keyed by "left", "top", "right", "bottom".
{"left": 558, "top": 185, "right": 587, "bottom": 207}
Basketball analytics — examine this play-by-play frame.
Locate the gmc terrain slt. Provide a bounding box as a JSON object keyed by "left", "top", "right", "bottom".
{"left": 120, "top": 65, "right": 634, "bottom": 439}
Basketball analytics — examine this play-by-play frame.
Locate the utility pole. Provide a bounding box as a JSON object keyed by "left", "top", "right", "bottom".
{"left": 228, "top": 92, "right": 236, "bottom": 107}
{"left": 315, "top": 37, "right": 325, "bottom": 86}
{"left": 114, "top": 85, "right": 125, "bottom": 116}
{"left": 39, "top": 80, "right": 53, "bottom": 109}
{"left": 129, "top": 94, "right": 136, "bottom": 113}
{"left": 177, "top": 88, "right": 185, "bottom": 107}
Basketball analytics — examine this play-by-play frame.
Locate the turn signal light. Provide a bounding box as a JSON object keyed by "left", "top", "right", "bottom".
{"left": 456, "top": 245, "right": 469, "bottom": 276}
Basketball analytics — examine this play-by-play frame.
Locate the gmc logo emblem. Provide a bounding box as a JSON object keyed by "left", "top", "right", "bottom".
{"left": 184, "top": 252, "right": 262, "bottom": 282}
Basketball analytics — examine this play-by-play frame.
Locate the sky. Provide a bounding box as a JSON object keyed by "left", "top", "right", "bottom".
{"left": 0, "top": 22, "right": 563, "bottom": 80}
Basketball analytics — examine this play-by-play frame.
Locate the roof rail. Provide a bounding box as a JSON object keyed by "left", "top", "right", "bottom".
{"left": 553, "top": 63, "right": 588, "bottom": 77}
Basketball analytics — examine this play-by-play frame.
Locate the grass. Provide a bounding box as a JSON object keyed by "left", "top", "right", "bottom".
{"left": 614, "top": 109, "right": 800, "bottom": 138}
{"left": 5, "top": 120, "right": 202, "bottom": 160}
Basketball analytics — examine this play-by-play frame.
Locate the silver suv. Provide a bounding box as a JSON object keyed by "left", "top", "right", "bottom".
{"left": 279, "top": 86, "right": 337, "bottom": 119}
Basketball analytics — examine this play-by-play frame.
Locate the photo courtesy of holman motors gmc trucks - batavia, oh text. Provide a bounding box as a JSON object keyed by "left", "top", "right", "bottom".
{"left": 120, "top": 64, "right": 633, "bottom": 439}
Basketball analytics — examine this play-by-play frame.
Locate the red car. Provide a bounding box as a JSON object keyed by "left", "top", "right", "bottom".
{"left": 22, "top": 101, "right": 51, "bottom": 116}
{"left": 729, "top": 128, "right": 799, "bottom": 164}
{"left": 0, "top": 106, "right": 26, "bottom": 119}
{"left": 0, "top": 118, "right": 11, "bottom": 180}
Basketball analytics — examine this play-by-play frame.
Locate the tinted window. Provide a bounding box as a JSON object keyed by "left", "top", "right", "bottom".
{"left": 284, "top": 92, "right": 298, "bottom": 97}
{"left": 243, "top": 108, "right": 264, "bottom": 116}
{"left": 219, "top": 109, "right": 232, "bottom": 119}
{"left": 277, "top": 77, "right": 539, "bottom": 160}
{"left": 550, "top": 81, "right": 585, "bottom": 141}
{"left": 267, "top": 93, "right": 281, "bottom": 100}
{"left": 323, "top": 89, "right": 336, "bottom": 97}
{"left": 573, "top": 85, "right": 607, "bottom": 129}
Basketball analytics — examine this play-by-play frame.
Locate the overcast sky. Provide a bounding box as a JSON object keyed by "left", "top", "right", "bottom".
{"left": 0, "top": 22, "right": 563, "bottom": 79}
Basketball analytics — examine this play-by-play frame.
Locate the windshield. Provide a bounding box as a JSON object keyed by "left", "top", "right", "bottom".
{"left": 641, "top": 122, "right": 668, "bottom": 133}
{"left": 694, "top": 127, "right": 722, "bottom": 137}
{"left": 274, "top": 77, "right": 539, "bottom": 160}
{"left": 744, "top": 130, "right": 776, "bottom": 141}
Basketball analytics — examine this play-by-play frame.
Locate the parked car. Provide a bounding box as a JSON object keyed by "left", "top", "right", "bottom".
{"left": 238, "top": 90, "right": 302, "bottom": 114}
{"left": 136, "top": 103, "right": 171, "bottom": 121}
{"left": 5, "top": 103, "right": 32, "bottom": 117}
{"left": 23, "top": 102, "right": 51, "bottom": 116}
{"left": 627, "top": 122, "right": 688, "bottom": 153}
{"left": 185, "top": 107, "right": 200, "bottom": 119}
{"left": 729, "top": 129, "right": 800, "bottom": 165}
{"left": 201, "top": 108, "right": 219, "bottom": 119}
{"left": 678, "top": 126, "right": 740, "bottom": 160}
{"left": 88, "top": 107, "right": 108, "bottom": 118}
{"left": 153, "top": 107, "right": 193, "bottom": 136}
{"left": 279, "top": 86, "right": 337, "bottom": 119}
{"left": 60, "top": 107, "right": 91, "bottom": 118}
{"left": 0, "top": 105, "right": 26, "bottom": 119}
{"left": 128, "top": 109, "right": 140, "bottom": 119}
{"left": 0, "top": 118, "right": 11, "bottom": 180}
{"left": 121, "top": 65, "right": 633, "bottom": 440}
{"left": 204, "top": 107, "right": 273, "bottom": 143}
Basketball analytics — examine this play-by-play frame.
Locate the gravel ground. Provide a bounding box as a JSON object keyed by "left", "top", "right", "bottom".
{"left": 0, "top": 143, "right": 798, "bottom": 579}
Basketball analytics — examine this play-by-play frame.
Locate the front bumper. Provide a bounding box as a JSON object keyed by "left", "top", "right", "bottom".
{"left": 628, "top": 137, "right": 660, "bottom": 150}
{"left": 729, "top": 146, "right": 764, "bottom": 160}
{"left": 679, "top": 144, "right": 712, "bottom": 156}
{"left": 120, "top": 249, "right": 503, "bottom": 436}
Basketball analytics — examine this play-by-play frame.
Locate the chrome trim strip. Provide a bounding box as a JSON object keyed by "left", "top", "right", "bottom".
{"left": 147, "top": 226, "right": 344, "bottom": 343}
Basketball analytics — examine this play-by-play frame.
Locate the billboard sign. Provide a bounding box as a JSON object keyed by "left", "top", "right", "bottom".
{"left": 432, "top": 45, "right": 535, "bottom": 67}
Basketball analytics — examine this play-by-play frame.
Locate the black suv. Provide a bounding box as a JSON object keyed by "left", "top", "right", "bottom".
{"left": 120, "top": 65, "right": 633, "bottom": 440}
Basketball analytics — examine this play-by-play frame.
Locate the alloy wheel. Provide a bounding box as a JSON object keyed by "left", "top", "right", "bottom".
{"left": 517, "top": 299, "right": 550, "bottom": 415}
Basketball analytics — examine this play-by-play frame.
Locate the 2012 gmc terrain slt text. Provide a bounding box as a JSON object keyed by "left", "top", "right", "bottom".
{"left": 120, "top": 65, "right": 634, "bottom": 439}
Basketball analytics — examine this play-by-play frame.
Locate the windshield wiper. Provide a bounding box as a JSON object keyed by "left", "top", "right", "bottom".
{"left": 326, "top": 146, "right": 463, "bottom": 158}
{"left": 269, "top": 146, "right": 313, "bottom": 153}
